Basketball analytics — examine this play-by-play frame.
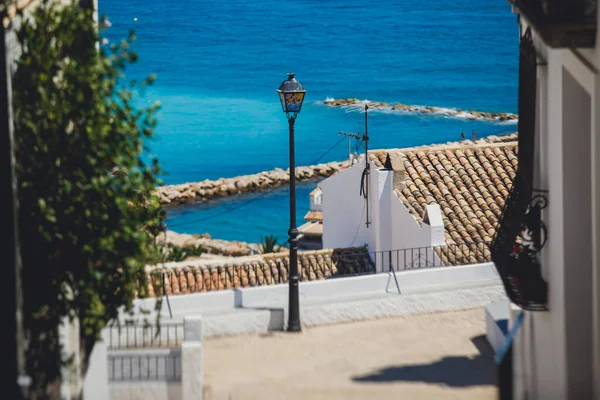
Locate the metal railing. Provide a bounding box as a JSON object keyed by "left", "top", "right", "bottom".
{"left": 366, "top": 242, "right": 491, "bottom": 273}
{"left": 107, "top": 321, "right": 183, "bottom": 350}
{"left": 108, "top": 351, "right": 181, "bottom": 382}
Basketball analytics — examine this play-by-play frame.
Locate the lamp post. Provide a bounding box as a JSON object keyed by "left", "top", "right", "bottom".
{"left": 277, "top": 72, "right": 306, "bottom": 332}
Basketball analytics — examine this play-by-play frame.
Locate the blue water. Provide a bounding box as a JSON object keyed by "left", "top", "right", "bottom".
{"left": 100, "top": 0, "right": 519, "bottom": 243}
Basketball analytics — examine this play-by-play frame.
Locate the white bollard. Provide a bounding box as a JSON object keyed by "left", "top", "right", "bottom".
{"left": 82, "top": 329, "right": 109, "bottom": 400}
{"left": 181, "top": 316, "right": 204, "bottom": 400}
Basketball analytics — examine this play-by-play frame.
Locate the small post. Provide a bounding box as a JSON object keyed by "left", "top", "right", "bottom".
{"left": 364, "top": 104, "right": 370, "bottom": 228}
{"left": 82, "top": 329, "right": 110, "bottom": 400}
{"left": 162, "top": 273, "right": 173, "bottom": 319}
{"left": 388, "top": 251, "right": 401, "bottom": 294}
{"left": 182, "top": 316, "right": 204, "bottom": 400}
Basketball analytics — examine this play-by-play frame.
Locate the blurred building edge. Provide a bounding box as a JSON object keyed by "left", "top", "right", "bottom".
{"left": 0, "top": 0, "right": 99, "bottom": 399}
{"left": 298, "top": 186, "right": 323, "bottom": 250}
{"left": 1, "top": 1, "right": 24, "bottom": 398}
{"left": 495, "top": 1, "right": 600, "bottom": 399}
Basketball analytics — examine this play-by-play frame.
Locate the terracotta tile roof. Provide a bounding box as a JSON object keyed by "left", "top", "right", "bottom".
{"left": 369, "top": 139, "right": 518, "bottom": 263}
{"left": 304, "top": 210, "right": 323, "bottom": 223}
{"left": 146, "top": 247, "right": 373, "bottom": 297}
{"left": 369, "top": 133, "right": 518, "bottom": 168}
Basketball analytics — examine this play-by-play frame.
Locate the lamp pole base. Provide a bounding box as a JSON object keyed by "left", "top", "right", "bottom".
{"left": 287, "top": 323, "right": 302, "bottom": 333}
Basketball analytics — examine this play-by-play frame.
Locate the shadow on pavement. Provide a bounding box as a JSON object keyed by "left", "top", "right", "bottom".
{"left": 352, "top": 335, "right": 496, "bottom": 387}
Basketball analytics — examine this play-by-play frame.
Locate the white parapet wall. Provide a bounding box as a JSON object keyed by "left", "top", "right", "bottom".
{"left": 133, "top": 262, "right": 507, "bottom": 337}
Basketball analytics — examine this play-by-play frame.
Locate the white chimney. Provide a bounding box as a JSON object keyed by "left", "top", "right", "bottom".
{"left": 423, "top": 204, "right": 445, "bottom": 247}
{"left": 309, "top": 187, "right": 322, "bottom": 212}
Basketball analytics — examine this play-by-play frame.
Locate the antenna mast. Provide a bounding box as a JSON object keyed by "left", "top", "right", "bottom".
{"left": 364, "top": 104, "right": 370, "bottom": 227}
{"left": 339, "top": 103, "right": 370, "bottom": 227}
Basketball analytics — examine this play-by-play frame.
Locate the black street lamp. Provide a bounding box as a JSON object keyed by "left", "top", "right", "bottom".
{"left": 277, "top": 72, "right": 306, "bottom": 332}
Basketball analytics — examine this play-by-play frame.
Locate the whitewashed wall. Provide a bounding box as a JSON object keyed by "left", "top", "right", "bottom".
{"left": 321, "top": 158, "right": 438, "bottom": 268}
{"left": 321, "top": 161, "right": 377, "bottom": 250}
{"left": 390, "top": 191, "right": 432, "bottom": 250}
{"left": 107, "top": 348, "right": 183, "bottom": 400}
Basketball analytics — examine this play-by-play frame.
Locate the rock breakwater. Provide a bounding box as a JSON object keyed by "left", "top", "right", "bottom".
{"left": 155, "top": 160, "right": 350, "bottom": 206}
{"left": 322, "top": 98, "right": 518, "bottom": 122}
{"left": 156, "top": 132, "right": 518, "bottom": 207}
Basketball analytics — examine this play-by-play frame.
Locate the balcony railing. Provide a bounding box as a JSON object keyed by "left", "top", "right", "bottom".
{"left": 490, "top": 26, "right": 548, "bottom": 311}
{"left": 107, "top": 321, "right": 184, "bottom": 350}
{"left": 509, "top": 0, "right": 597, "bottom": 48}
{"left": 491, "top": 182, "right": 549, "bottom": 311}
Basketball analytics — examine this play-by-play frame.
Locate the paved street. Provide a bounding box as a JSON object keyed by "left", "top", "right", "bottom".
{"left": 203, "top": 308, "right": 497, "bottom": 400}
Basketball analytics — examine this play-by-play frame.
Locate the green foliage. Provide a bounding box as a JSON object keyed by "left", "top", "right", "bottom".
{"left": 145, "top": 244, "right": 206, "bottom": 263}
{"left": 259, "top": 234, "right": 284, "bottom": 254}
{"left": 167, "top": 244, "right": 205, "bottom": 262}
{"left": 13, "top": 1, "right": 163, "bottom": 393}
{"left": 144, "top": 244, "right": 169, "bottom": 265}
{"left": 185, "top": 244, "right": 206, "bottom": 257}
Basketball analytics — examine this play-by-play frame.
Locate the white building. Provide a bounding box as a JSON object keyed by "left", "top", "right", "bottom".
{"left": 497, "top": 1, "right": 600, "bottom": 399}
{"left": 298, "top": 187, "right": 324, "bottom": 250}
{"left": 319, "top": 134, "right": 518, "bottom": 269}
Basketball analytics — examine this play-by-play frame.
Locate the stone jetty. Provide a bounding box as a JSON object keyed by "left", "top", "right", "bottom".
{"left": 323, "top": 98, "right": 518, "bottom": 122}
{"left": 156, "top": 132, "right": 519, "bottom": 207}
{"left": 155, "top": 160, "right": 350, "bottom": 206}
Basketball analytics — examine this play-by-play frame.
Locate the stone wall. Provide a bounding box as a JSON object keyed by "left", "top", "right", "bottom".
{"left": 156, "top": 161, "right": 349, "bottom": 206}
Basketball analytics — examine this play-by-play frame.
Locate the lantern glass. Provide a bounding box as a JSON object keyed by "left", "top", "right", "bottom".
{"left": 283, "top": 92, "right": 305, "bottom": 113}
{"left": 278, "top": 92, "right": 286, "bottom": 112}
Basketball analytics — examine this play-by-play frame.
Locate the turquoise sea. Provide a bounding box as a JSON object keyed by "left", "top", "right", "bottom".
{"left": 100, "top": 0, "right": 519, "bottom": 243}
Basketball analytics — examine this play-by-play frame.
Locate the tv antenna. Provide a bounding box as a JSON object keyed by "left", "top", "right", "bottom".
{"left": 339, "top": 104, "right": 370, "bottom": 227}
